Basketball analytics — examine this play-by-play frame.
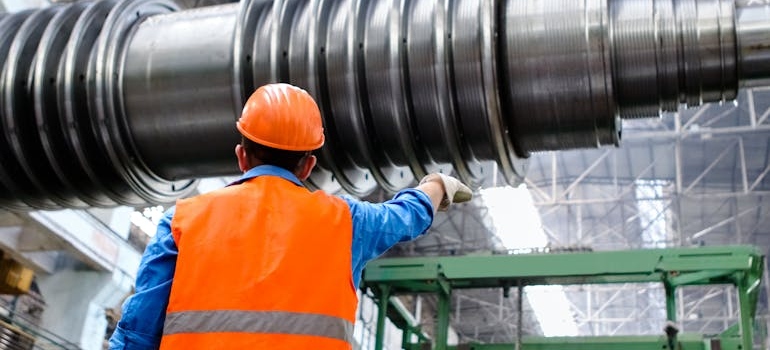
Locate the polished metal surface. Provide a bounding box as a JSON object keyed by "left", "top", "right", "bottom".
{"left": 737, "top": 0, "right": 770, "bottom": 88}
{"left": 0, "top": 10, "right": 35, "bottom": 210}
{"left": 90, "top": 0, "right": 197, "bottom": 205}
{"left": 501, "top": 0, "right": 617, "bottom": 154}
{"left": 0, "top": 0, "right": 769, "bottom": 209}
{"left": 2, "top": 8, "right": 64, "bottom": 209}
{"left": 59, "top": 0, "right": 139, "bottom": 207}
{"left": 123, "top": 4, "right": 240, "bottom": 181}
{"left": 0, "top": 0, "right": 197, "bottom": 209}
{"left": 33, "top": 2, "right": 95, "bottom": 207}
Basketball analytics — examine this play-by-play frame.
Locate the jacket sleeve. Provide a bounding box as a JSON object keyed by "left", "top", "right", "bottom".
{"left": 343, "top": 188, "right": 434, "bottom": 288}
{"left": 109, "top": 208, "right": 178, "bottom": 350}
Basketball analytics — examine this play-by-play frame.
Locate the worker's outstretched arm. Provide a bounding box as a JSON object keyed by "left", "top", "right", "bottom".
{"left": 345, "top": 173, "right": 472, "bottom": 288}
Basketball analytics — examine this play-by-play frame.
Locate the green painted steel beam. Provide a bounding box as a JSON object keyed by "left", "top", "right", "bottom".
{"left": 364, "top": 245, "right": 762, "bottom": 292}
{"left": 435, "top": 334, "right": 742, "bottom": 350}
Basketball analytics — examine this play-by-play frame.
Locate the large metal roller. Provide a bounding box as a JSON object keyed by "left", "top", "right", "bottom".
{"left": 0, "top": 0, "right": 769, "bottom": 210}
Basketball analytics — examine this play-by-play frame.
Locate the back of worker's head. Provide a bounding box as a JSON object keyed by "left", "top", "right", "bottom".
{"left": 236, "top": 83, "right": 324, "bottom": 173}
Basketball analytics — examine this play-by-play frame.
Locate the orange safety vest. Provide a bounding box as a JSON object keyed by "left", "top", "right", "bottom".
{"left": 159, "top": 175, "right": 357, "bottom": 349}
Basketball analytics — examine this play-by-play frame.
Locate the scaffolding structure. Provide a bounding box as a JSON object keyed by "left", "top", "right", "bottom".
{"left": 363, "top": 246, "right": 765, "bottom": 350}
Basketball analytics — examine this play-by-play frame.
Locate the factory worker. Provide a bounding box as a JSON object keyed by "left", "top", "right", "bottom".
{"left": 109, "top": 83, "right": 472, "bottom": 350}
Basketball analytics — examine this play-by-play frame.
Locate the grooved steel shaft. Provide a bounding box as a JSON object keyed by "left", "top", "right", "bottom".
{"left": 0, "top": 0, "right": 769, "bottom": 209}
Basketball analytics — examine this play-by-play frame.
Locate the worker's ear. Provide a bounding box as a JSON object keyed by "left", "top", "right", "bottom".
{"left": 235, "top": 144, "right": 250, "bottom": 173}
{"left": 295, "top": 154, "right": 316, "bottom": 181}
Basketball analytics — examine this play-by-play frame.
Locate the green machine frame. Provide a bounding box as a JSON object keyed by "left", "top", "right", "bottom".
{"left": 362, "top": 245, "right": 765, "bottom": 350}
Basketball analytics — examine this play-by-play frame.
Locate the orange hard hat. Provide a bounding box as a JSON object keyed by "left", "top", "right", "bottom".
{"left": 237, "top": 83, "right": 325, "bottom": 151}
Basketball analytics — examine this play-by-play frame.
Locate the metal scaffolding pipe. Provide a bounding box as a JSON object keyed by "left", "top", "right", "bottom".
{"left": 0, "top": 0, "right": 769, "bottom": 210}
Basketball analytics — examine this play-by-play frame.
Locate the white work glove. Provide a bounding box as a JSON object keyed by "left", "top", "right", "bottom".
{"left": 419, "top": 173, "right": 473, "bottom": 211}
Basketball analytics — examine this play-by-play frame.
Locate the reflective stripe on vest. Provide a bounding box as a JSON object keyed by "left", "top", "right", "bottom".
{"left": 163, "top": 310, "right": 354, "bottom": 344}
